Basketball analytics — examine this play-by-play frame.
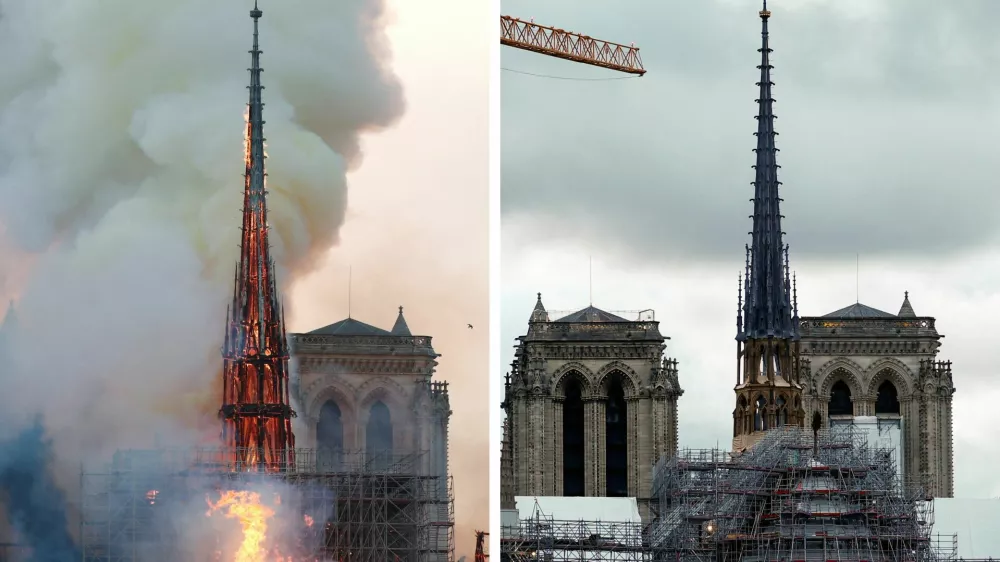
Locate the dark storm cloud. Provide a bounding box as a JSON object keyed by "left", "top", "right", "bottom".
{"left": 501, "top": 0, "right": 1000, "bottom": 261}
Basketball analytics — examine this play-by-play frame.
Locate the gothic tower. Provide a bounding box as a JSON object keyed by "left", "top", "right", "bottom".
{"left": 500, "top": 295, "right": 683, "bottom": 522}
{"left": 732, "top": 1, "right": 805, "bottom": 452}
{"left": 797, "top": 293, "right": 956, "bottom": 497}
{"left": 219, "top": 2, "right": 296, "bottom": 471}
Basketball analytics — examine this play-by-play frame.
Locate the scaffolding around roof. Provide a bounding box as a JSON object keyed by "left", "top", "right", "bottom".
{"left": 79, "top": 447, "right": 454, "bottom": 562}
{"left": 647, "top": 425, "right": 935, "bottom": 562}
{"left": 499, "top": 499, "right": 646, "bottom": 562}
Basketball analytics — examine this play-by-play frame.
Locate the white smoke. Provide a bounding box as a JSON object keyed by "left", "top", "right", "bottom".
{"left": 0, "top": 0, "right": 403, "bottom": 466}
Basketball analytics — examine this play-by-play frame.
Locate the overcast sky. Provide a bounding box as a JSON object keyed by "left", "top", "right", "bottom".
{"left": 500, "top": 0, "right": 1000, "bottom": 501}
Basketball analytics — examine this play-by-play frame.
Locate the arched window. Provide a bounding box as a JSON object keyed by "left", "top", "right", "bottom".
{"left": 366, "top": 401, "right": 393, "bottom": 469}
{"left": 563, "top": 377, "right": 585, "bottom": 496}
{"left": 828, "top": 380, "right": 853, "bottom": 416}
{"left": 317, "top": 400, "right": 343, "bottom": 469}
{"left": 875, "top": 380, "right": 901, "bottom": 415}
{"left": 736, "top": 396, "right": 749, "bottom": 435}
{"left": 776, "top": 396, "right": 788, "bottom": 427}
{"left": 754, "top": 396, "right": 767, "bottom": 432}
{"left": 606, "top": 375, "right": 629, "bottom": 497}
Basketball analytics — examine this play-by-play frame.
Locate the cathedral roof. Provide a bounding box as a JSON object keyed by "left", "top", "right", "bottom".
{"left": 554, "top": 306, "right": 630, "bottom": 323}
{"left": 307, "top": 317, "right": 392, "bottom": 336}
{"left": 821, "top": 303, "right": 896, "bottom": 319}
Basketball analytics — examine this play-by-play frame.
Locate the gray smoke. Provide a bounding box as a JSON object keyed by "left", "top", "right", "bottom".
{"left": 0, "top": 0, "right": 403, "bottom": 545}
{"left": 0, "top": 417, "right": 78, "bottom": 562}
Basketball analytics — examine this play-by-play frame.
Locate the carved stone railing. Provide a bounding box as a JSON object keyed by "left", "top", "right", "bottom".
{"left": 290, "top": 334, "right": 437, "bottom": 356}
{"left": 527, "top": 321, "right": 664, "bottom": 341}
{"left": 799, "top": 317, "right": 937, "bottom": 338}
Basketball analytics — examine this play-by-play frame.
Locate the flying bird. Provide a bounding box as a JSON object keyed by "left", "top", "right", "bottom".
{"left": 467, "top": 324, "right": 473, "bottom": 329}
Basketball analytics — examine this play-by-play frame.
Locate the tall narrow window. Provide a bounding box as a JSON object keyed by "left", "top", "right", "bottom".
{"left": 737, "top": 396, "right": 749, "bottom": 435}
{"left": 563, "top": 378, "right": 585, "bottom": 496}
{"left": 606, "top": 376, "right": 628, "bottom": 497}
{"left": 776, "top": 396, "right": 787, "bottom": 426}
{"left": 754, "top": 396, "right": 767, "bottom": 431}
{"left": 875, "top": 380, "right": 900, "bottom": 415}
{"left": 828, "top": 381, "right": 853, "bottom": 416}
{"left": 317, "top": 400, "right": 343, "bottom": 469}
{"left": 366, "top": 401, "right": 393, "bottom": 469}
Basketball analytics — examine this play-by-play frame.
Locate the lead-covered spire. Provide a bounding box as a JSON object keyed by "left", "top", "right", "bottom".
{"left": 739, "top": 0, "right": 797, "bottom": 342}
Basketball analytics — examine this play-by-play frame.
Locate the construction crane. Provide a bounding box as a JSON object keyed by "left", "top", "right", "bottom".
{"left": 474, "top": 530, "right": 489, "bottom": 561}
{"left": 500, "top": 15, "right": 646, "bottom": 76}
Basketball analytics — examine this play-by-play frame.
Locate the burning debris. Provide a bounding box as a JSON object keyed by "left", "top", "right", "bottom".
{"left": 206, "top": 490, "right": 277, "bottom": 562}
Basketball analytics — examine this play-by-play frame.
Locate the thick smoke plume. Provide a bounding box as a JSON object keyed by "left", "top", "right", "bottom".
{"left": 0, "top": 418, "right": 78, "bottom": 562}
{"left": 0, "top": 0, "right": 402, "bottom": 540}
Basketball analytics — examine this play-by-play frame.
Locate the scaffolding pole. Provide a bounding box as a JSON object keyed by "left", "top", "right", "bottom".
{"left": 79, "top": 447, "right": 454, "bottom": 562}
{"left": 648, "top": 426, "right": 937, "bottom": 562}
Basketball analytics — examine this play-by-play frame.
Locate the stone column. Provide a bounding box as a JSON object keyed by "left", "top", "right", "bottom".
{"left": 628, "top": 396, "right": 642, "bottom": 499}
{"left": 545, "top": 396, "right": 564, "bottom": 496}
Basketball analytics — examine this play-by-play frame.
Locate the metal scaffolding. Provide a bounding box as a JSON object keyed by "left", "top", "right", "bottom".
{"left": 499, "top": 500, "right": 646, "bottom": 562}
{"left": 647, "top": 425, "right": 934, "bottom": 562}
{"left": 80, "top": 447, "right": 454, "bottom": 562}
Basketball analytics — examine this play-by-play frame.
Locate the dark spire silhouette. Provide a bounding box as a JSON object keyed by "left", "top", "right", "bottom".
{"left": 738, "top": 0, "right": 797, "bottom": 342}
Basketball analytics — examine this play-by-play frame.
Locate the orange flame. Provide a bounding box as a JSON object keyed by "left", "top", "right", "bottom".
{"left": 206, "top": 490, "right": 275, "bottom": 562}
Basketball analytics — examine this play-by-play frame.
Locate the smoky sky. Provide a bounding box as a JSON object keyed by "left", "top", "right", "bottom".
{"left": 501, "top": 0, "right": 1000, "bottom": 262}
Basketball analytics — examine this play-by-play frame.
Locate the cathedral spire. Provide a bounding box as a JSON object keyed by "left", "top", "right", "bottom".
{"left": 219, "top": 1, "right": 296, "bottom": 471}
{"left": 739, "top": 0, "right": 796, "bottom": 342}
{"left": 732, "top": 1, "right": 804, "bottom": 449}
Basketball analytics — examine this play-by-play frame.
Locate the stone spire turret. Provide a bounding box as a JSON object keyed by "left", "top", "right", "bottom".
{"left": 391, "top": 306, "right": 412, "bottom": 335}
{"left": 530, "top": 292, "right": 549, "bottom": 323}
{"left": 898, "top": 291, "right": 916, "bottom": 317}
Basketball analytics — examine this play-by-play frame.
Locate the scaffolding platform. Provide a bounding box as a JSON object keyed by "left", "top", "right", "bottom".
{"left": 500, "top": 500, "right": 647, "bottom": 562}
{"left": 647, "top": 426, "right": 934, "bottom": 562}
{"left": 79, "top": 447, "right": 454, "bottom": 562}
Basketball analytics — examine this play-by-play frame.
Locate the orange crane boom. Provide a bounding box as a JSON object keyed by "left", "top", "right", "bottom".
{"left": 500, "top": 15, "right": 646, "bottom": 76}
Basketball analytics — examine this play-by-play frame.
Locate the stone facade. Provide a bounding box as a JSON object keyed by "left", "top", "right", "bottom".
{"left": 288, "top": 308, "right": 451, "bottom": 481}
{"left": 288, "top": 306, "right": 453, "bottom": 552}
{"left": 797, "top": 294, "right": 955, "bottom": 497}
{"left": 500, "top": 295, "right": 683, "bottom": 522}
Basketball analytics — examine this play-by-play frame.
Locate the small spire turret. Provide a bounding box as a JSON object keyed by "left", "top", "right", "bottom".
{"left": 898, "top": 291, "right": 916, "bottom": 317}
{"left": 530, "top": 292, "right": 549, "bottom": 323}
{"left": 392, "top": 305, "right": 412, "bottom": 335}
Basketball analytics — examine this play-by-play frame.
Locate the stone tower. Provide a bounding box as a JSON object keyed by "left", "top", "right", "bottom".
{"left": 732, "top": 0, "right": 805, "bottom": 452}
{"left": 797, "top": 293, "right": 955, "bottom": 497}
{"left": 500, "top": 295, "right": 683, "bottom": 522}
{"left": 288, "top": 306, "right": 454, "bottom": 559}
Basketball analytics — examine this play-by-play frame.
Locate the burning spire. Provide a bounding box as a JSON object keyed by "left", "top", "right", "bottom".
{"left": 219, "top": 1, "right": 296, "bottom": 471}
